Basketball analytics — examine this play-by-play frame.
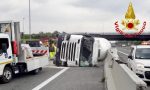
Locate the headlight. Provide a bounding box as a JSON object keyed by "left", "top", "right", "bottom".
{"left": 137, "top": 64, "right": 144, "bottom": 69}
{"left": 136, "top": 64, "right": 145, "bottom": 73}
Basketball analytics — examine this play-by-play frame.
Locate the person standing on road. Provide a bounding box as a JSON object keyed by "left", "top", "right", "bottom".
{"left": 55, "top": 34, "right": 65, "bottom": 66}
{"left": 49, "top": 42, "right": 57, "bottom": 60}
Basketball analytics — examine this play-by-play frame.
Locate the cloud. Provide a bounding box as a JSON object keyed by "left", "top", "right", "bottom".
{"left": 0, "top": 0, "right": 149, "bottom": 34}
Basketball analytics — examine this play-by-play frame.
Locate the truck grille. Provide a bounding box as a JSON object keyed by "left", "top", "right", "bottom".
{"left": 145, "top": 71, "right": 150, "bottom": 79}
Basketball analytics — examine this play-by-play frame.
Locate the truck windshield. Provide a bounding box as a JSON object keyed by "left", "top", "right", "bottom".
{"left": 0, "top": 38, "right": 9, "bottom": 54}
{"left": 135, "top": 48, "right": 150, "bottom": 59}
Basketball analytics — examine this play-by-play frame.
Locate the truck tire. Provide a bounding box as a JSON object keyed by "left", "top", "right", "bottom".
{"left": 31, "top": 68, "right": 41, "bottom": 75}
{"left": 0, "top": 67, "right": 13, "bottom": 83}
{"left": 39, "top": 67, "right": 42, "bottom": 71}
{"left": 63, "top": 61, "right": 68, "bottom": 67}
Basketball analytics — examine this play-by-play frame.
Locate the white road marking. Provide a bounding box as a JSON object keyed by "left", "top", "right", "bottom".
{"left": 122, "top": 48, "right": 130, "bottom": 52}
{"left": 118, "top": 51, "right": 129, "bottom": 56}
{"left": 44, "top": 66, "right": 67, "bottom": 69}
{"left": 117, "top": 47, "right": 130, "bottom": 53}
{"left": 32, "top": 67, "right": 69, "bottom": 90}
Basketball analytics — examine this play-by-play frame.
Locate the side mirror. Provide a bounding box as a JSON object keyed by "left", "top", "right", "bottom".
{"left": 128, "top": 55, "right": 133, "bottom": 60}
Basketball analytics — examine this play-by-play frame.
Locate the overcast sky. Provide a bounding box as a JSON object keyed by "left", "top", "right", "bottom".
{"left": 0, "top": 0, "right": 150, "bottom": 34}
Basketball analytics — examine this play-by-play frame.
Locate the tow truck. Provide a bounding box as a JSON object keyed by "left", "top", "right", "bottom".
{"left": 0, "top": 21, "right": 49, "bottom": 83}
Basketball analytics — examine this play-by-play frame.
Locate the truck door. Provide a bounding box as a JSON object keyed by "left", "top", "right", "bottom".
{"left": 0, "top": 37, "right": 12, "bottom": 64}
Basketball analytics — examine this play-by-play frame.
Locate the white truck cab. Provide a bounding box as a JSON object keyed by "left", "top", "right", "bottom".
{"left": 59, "top": 34, "right": 111, "bottom": 67}
{"left": 0, "top": 34, "right": 12, "bottom": 63}
{"left": 127, "top": 45, "right": 150, "bottom": 81}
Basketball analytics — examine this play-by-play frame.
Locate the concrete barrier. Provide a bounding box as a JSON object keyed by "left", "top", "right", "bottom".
{"left": 104, "top": 48, "right": 147, "bottom": 90}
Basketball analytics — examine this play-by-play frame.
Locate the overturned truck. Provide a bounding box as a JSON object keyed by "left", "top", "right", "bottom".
{"left": 56, "top": 34, "right": 111, "bottom": 67}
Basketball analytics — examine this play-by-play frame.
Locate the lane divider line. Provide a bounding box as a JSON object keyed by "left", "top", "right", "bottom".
{"left": 117, "top": 48, "right": 130, "bottom": 53}
{"left": 118, "top": 51, "right": 129, "bottom": 56}
{"left": 44, "top": 66, "right": 67, "bottom": 69}
{"left": 32, "top": 67, "right": 69, "bottom": 90}
{"left": 122, "top": 48, "right": 130, "bottom": 52}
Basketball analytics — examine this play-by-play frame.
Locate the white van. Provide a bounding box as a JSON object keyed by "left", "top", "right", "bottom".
{"left": 127, "top": 45, "right": 150, "bottom": 81}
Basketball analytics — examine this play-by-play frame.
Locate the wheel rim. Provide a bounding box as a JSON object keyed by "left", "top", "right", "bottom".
{"left": 4, "top": 70, "right": 12, "bottom": 80}
{"left": 35, "top": 69, "right": 39, "bottom": 73}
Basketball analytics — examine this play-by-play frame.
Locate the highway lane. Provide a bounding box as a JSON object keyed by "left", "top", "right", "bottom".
{"left": 41, "top": 62, "right": 104, "bottom": 90}
{"left": 0, "top": 47, "right": 147, "bottom": 90}
{"left": 117, "top": 47, "right": 150, "bottom": 90}
{"left": 2, "top": 47, "right": 142, "bottom": 90}
{"left": 0, "top": 62, "right": 104, "bottom": 90}
{"left": 117, "top": 47, "right": 130, "bottom": 64}
{"left": 0, "top": 66, "right": 62, "bottom": 90}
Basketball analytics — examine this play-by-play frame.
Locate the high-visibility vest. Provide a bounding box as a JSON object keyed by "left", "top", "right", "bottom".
{"left": 50, "top": 46, "right": 57, "bottom": 59}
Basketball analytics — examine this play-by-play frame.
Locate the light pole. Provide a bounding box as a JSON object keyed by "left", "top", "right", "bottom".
{"left": 23, "top": 17, "right": 25, "bottom": 33}
{"left": 29, "top": 0, "right": 31, "bottom": 40}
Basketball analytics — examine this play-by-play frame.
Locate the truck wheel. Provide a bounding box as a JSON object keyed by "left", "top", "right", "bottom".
{"left": 31, "top": 68, "right": 40, "bottom": 75}
{"left": 0, "top": 67, "right": 12, "bottom": 83}
{"left": 39, "top": 67, "right": 42, "bottom": 71}
{"left": 64, "top": 62, "right": 68, "bottom": 67}
{"left": 53, "top": 60, "right": 56, "bottom": 64}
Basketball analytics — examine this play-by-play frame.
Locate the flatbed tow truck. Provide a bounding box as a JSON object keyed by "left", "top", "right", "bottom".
{"left": 0, "top": 21, "right": 49, "bottom": 83}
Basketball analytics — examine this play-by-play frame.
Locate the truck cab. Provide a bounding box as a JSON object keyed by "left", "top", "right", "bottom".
{"left": 127, "top": 45, "right": 150, "bottom": 81}
{"left": 0, "top": 34, "right": 12, "bottom": 62}
{"left": 0, "top": 34, "right": 13, "bottom": 83}
{"left": 59, "top": 34, "right": 111, "bottom": 67}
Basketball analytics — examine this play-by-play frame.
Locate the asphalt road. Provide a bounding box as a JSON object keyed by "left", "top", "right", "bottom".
{"left": 0, "top": 63, "right": 104, "bottom": 90}
{"left": 117, "top": 47, "right": 130, "bottom": 64}
{"left": 2, "top": 47, "right": 146, "bottom": 90}
{"left": 42, "top": 63, "right": 104, "bottom": 90}
{"left": 117, "top": 47, "right": 150, "bottom": 90}
{"left": 0, "top": 67, "right": 62, "bottom": 90}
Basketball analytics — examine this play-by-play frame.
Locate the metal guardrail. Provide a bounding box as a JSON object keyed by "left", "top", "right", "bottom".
{"left": 104, "top": 48, "right": 147, "bottom": 90}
